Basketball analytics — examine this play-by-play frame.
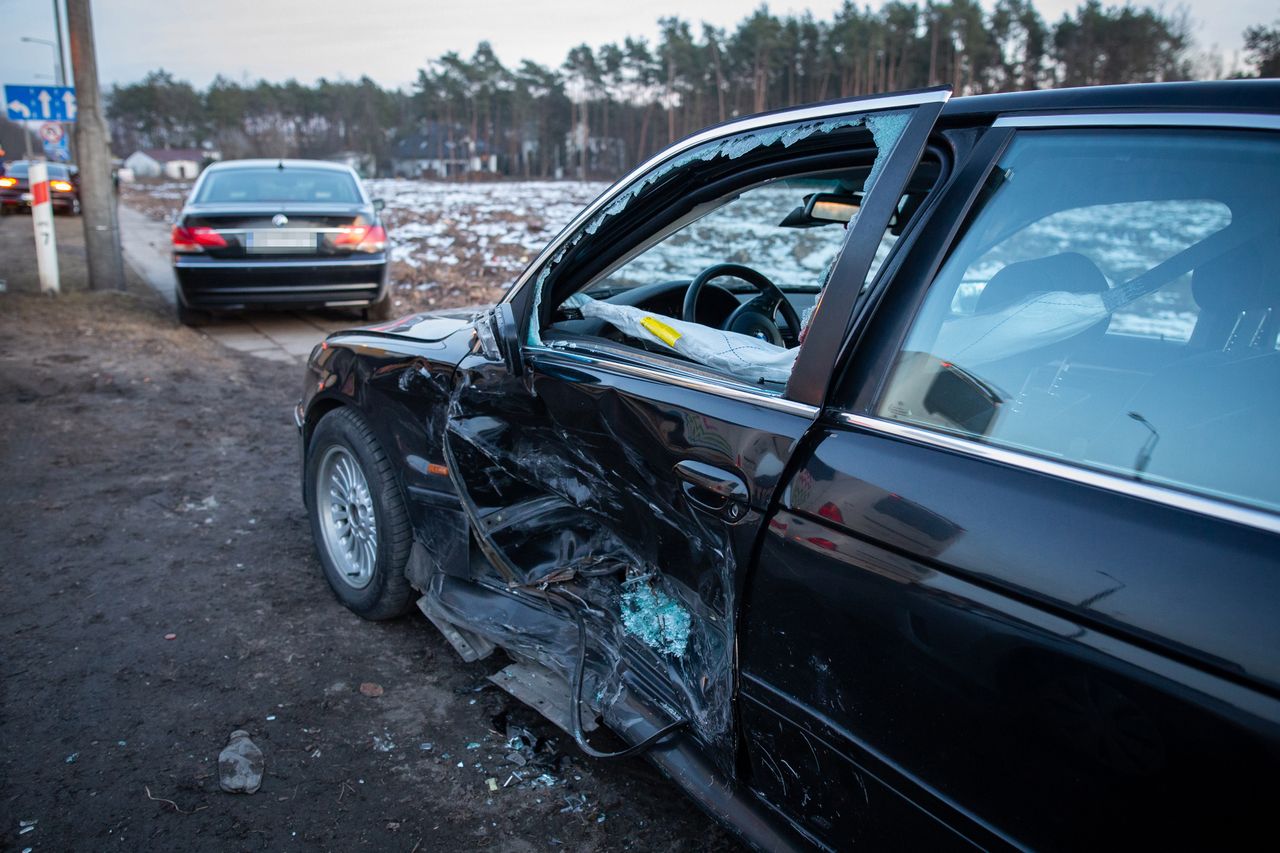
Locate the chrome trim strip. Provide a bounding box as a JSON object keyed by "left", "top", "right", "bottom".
{"left": 174, "top": 258, "right": 384, "bottom": 269}
{"left": 529, "top": 345, "right": 820, "bottom": 418}
{"left": 993, "top": 112, "right": 1280, "bottom": 131}
{"left": 505, "top": 89, "right": 951, "bottom": 302}
{"left": 836, "top": 413, "right": 1280, "bottom": 535}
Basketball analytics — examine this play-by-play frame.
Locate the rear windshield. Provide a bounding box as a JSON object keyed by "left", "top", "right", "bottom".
{"left": 194, "top": 167, "right": 361, "bottom": 204}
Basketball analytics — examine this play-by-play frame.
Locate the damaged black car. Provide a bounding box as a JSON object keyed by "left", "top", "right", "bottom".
{"left": 298, "top": 80, "right": 1280, "bottom": 851}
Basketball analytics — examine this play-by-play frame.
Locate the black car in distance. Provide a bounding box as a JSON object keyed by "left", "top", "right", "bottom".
{"left": 297, "top": 80, "right": 1280, "bottom": 851}
{"left": 0, "top": 160, "right": 80, "bottom": 215}
{"left": 171, "top": 159, "right": 391, "bottom": 325}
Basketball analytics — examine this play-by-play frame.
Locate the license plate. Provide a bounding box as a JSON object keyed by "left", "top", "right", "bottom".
{"left": 20, "top": 192, "right": 32, "bottom": 202}
{"left": 247, "top": 230, "right": 315, "bottom": 252}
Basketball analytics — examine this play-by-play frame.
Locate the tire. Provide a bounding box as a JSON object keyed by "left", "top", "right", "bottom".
{"left": 176, "top": 303, "right": 210, "bottom": 326}
{"left": 365, "top": 292, "right": 396, "bottom": 321}
{"left": 305, "top": 407, "right": 414, "bottom": 620}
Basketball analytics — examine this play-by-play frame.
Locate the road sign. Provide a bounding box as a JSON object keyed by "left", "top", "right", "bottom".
{"left": 40, "top": 122, "right": 64, "bottom": 143}
{"left": 4, "top": 84, "right": 78, "bottom": 122}
{"left": 43, "top": 134, "right": 70, "bottom": 162}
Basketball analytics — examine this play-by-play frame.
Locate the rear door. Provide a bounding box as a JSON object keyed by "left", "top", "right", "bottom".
{"left": 741, "top": 113, "right": 1280, "bottom": 849}
{"left": 444, "top": 90, "right": 947, "bottom": 770}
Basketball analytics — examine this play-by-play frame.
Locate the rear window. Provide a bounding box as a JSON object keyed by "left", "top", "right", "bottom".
{"left": 195, "top": 168, "right": 361, "bottom": 204}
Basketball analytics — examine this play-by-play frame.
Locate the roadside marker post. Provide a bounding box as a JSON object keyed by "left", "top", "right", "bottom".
{"left": 29, "top": 160, "right": 61, "bottom": 294}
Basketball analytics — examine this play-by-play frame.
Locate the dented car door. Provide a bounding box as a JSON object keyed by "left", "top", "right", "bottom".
{"left": 424, "top": 91, "right": 947, "bottom": 804}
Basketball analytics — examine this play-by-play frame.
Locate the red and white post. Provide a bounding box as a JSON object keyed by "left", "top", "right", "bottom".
{"left": 29, "top": 160, "right": 61, "bottom": 294}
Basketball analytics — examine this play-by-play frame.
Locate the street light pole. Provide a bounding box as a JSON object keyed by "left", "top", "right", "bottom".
{"left": 66, "top": 0, "right": 125, "bottom": 292}
{"left": 52, "top": 0, "right": 68, "bottom": 88}
{"left": 20, "top": 37, "right": 63, "bottom": 86}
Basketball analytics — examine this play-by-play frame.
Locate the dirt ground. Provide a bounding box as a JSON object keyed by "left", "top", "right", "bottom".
{"left": 0, "top": 215, "right": 739, "bottom": 850}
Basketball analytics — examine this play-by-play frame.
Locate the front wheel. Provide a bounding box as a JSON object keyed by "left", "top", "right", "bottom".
{"left": 305, "top": 407, "right": 414, "bottom": 620}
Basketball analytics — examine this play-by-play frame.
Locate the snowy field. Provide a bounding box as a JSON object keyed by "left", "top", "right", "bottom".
{"left": 366, "top": 179, "right": 609, "bottom": 309}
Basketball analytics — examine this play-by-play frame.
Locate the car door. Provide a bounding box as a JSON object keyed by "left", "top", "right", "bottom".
{"left": 740, "top": 113, "right": 1280, "bottom": 849}
{"left": 440, "top": 91, "right": 948, "bottom": 774}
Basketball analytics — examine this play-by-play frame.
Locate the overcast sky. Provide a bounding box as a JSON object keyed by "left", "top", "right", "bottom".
{"left": 1, "top": 0, "right": 1272, "bottom": 93}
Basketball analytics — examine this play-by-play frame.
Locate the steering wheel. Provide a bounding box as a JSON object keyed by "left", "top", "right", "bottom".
{"left": 682, "top": 263, "right": 803, "bottom": 348}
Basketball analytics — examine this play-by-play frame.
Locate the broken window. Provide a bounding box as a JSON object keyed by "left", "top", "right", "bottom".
{"left": 525, "top": 110, "right": 913, "bottom": 385}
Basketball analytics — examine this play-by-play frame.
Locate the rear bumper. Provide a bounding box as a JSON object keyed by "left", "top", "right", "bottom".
{"left": 174, "top": 255, "right": 388, "bottom": 309}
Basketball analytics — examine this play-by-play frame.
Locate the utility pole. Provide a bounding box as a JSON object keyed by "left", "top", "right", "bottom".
{"left": 66, "top": 0, "right": 125, "bottom": 291}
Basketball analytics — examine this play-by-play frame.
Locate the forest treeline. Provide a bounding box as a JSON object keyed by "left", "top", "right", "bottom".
{"left": 106, "top": 0, "right": 1280, "bottom": 179}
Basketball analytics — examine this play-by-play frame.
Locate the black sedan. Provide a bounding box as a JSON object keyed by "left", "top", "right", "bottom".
{"left": 0, "top": 160, "right": 80, "bottom": 215}
{"left": 297, "top": 80, "right": 1280, "bottom": 851}
{"left": 171, "top": 159, "right": 391, "bottom": 325}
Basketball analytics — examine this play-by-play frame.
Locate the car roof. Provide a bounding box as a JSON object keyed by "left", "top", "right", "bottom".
{"left": 941, "top": 79, "right": 1280, "bottom": 123}
{"left": 201, "top": 158, "right": 358, "bottom": 174}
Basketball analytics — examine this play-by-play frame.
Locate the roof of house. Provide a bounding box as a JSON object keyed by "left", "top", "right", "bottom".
{"left": 392, "top": 122, "right": 491, "bottom": 160}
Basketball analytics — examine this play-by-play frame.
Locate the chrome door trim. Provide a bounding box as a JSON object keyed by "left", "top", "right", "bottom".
{"left": 836, "top": 412, "right": 1280, "bottom": 535}
{"left": 993, "top": 112, "right": 1280, "bottom": 131}
{"left": 529, "top": 345, "right": 820, "bottom": 419}
{"left": 505, "top": 88, "right": 952, "bottom": 303}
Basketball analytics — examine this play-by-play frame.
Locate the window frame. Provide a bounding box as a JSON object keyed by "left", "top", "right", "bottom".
{"left": 836, "top": 111, "right": 1280, "bottom": 534}
{"left": 506, "top": 88, "right": 950, "bottom": 413}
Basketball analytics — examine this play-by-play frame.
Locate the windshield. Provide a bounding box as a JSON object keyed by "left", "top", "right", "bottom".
{"left": 195, "top": 167, "right": 361, "bottom": 204}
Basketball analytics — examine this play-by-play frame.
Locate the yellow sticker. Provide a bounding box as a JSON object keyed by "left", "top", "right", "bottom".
{"left": 640, "top": 316, "right": 682, "bottom": 347}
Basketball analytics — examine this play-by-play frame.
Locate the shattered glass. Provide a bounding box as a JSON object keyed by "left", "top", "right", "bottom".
{"left": 527, "top": 108, "right": 912, "bottom": 348}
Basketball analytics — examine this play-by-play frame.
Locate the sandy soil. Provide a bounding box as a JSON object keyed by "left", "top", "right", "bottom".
{"left": 0, "top": 216, "right": 739, "bottom": 850}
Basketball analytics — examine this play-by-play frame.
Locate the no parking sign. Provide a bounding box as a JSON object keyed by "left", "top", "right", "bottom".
{"left": 39, "top": 122, "right": 69, "bottom": 161}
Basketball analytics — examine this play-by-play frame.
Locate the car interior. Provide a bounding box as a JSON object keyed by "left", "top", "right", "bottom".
{"left": 540, "top": 148, "right": 943, "bottom": 387}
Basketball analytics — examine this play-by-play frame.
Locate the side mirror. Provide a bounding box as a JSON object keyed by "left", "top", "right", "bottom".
{"left": 474, "top": 303, "right": 524, "bottom": 377}
{"left": 372, "top": 198, "right": 386, "bottom": 212}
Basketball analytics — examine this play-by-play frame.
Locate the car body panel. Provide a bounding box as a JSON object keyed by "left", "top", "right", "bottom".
{"left": 298, "top": 81, "right": 1280, "bottom": 851}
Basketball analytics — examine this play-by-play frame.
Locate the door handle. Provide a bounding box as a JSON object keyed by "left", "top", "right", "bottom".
{"left": 674, "top": 460, "right": 749, "bottom": 520}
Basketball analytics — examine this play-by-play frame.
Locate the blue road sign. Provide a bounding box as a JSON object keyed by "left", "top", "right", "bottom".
{"left": 4, "top": 84, "right": 78, "bottom": 123}
{"left": 43, "top": 135, "right": 70, "bottom": 162}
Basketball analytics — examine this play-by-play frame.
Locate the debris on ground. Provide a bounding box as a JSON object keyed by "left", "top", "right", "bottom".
{"left": 359, "top": 682, "right": 384, "bottom": 698}
{"left": 218, "top": 730, "right": 264, "bottom": 794}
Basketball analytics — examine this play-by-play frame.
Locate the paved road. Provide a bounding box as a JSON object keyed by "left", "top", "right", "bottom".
{"left": 119, "top": 204, "right": 354, "bottom": 364}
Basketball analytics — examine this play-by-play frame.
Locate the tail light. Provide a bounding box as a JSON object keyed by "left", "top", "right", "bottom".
{"left": 333, "top": 224, "right": 387, "bottom": 253}
{"left": 172, "top": 224, "right": 228, "bottom": 253}
{"left": 50, "top": 180, "right": 74, "bottom": 192}
{"left": 0, "top": 177, "right": 16, "bottom": 188}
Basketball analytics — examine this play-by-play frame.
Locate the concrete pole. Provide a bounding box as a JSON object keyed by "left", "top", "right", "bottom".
{"left": 66, "top": 0, "right": 125, "bottom": 291}
{"left": 29, "top": 160, "right": 62, "bottom": 293}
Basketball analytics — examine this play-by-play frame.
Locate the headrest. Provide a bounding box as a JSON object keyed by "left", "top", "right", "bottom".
{"left": 1191, "top": 237, "right": 1280, "bottom": 313}
{"left": 978, "top": 252, "right": 1109, "bottom": 313}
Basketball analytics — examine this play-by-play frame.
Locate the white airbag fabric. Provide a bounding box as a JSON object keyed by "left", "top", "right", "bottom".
{"left": 562, "top": 293, "right": 797, "bottom": 384}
